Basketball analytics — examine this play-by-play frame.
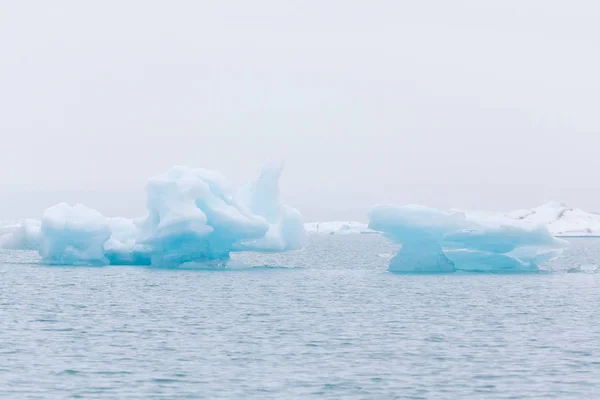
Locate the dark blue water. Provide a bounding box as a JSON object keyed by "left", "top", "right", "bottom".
{"left": 1, "top": 236, "right": 600, "bottom": 399}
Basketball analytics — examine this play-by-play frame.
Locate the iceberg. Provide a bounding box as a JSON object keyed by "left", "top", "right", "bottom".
{"left": 137, "top": 165, "right": 269, "bottom": 267}
{"left": 0, "top": 219, "right": 41, "bottom": 250}
{"left": 369, "top": 205, "right": 467, "bottom": 273}
{"left": 234, "top": 162, "right": 307, "bottom": 252}
{"left": 1, "top": 164, "right": 306, "bottom": 266}
{"left": 40, "top": 203, "right": 111, "bottom": 265}
{"left": 369, "top": 204, "right": 568, "bottom": 274}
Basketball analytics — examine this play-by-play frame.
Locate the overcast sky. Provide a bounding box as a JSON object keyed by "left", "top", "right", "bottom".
{"left": 1, "top": 1, "right": 600, "bottom": 220}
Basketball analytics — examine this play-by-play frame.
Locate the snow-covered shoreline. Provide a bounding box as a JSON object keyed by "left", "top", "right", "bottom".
{"left": 304, "top": 221, "right": 374, "bottom": 235}
{"left": 305, "top": 202, "right": 600, "bottom": 238}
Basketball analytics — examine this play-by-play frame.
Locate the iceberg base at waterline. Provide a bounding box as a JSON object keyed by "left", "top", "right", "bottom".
{"left": 388, "top": 240, "right": 456, "bottom": 274}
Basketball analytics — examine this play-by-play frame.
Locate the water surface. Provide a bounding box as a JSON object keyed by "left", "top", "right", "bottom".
{"left": 1, "top": 236, "right": 599, "bottom": 399}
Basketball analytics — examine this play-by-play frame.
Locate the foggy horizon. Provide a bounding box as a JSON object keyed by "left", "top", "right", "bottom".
{"left": 2, "top": 182, "right": 600, "bottom": 222}
{"left": 2, "top": 1, "right": 600, "bottom": 220}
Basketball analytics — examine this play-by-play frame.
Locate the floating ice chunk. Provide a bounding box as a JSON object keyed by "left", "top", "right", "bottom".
{"left": 6, "top": 164, "right": 305, "bottom": 267}
{"left": 40, "top": 203, "right": 111, "bottom": 265}
{"left": 369, "top": 204, "right": 568, "bottom": 274}
{"left": 0, "top": 219, "right": 41, "bottom": 250}
{"left": 137, "top": 166, "right": 270, "bottom": 267}
{"left": 234, "top": 162, "right": 307, "bottom": 252}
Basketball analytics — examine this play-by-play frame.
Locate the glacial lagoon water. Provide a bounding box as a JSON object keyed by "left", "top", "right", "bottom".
{"left": 1, "top": 235, "right": 600, "bottom": 399}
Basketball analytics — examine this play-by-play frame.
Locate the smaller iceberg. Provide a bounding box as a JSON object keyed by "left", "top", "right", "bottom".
{"left": 369, "top": 204, "right": 568, "bottom": 274}
{"left": 369, "top": 205, "right": 466, "bottom": 273}
{"left": 40, "top": 203, "right": 111, "bottom": 265}
{"left": 0, "top": 219, "right": 41, "bottom": 250}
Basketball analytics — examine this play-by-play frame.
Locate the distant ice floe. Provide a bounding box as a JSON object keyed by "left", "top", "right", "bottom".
{"left": 456, "top": 202, "right": 600, "bottom": 237}
{"left": 506, "top": 202, "right": 600, "bottom": 237}
{"left": 307, "top": 202, "right": 600, "bottom": 238}
{"left": 369, "top": 204, "right": 569, "bottom": 274}
{"left": 0, "top": 163, "right": 306, "bottom": 267}
{"left": 304, "top": 221, "right": 375, "bottom": 235}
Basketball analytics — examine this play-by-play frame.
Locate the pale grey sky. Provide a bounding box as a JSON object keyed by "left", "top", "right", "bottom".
{"left": 1, "top": 1, "right": 600, "bottom": 220}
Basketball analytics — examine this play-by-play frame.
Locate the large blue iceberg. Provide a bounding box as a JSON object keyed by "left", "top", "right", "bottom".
{"left": 1, "top": 164, "right": 307, "bottom": 267}
{"left": 369, "top": 204, "right": 568, "bottom": 273}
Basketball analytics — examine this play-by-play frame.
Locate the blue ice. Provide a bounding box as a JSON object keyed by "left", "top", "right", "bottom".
{"left": 369, "top": 204, "right": 568, "bottom": 274}
{"left": 1, "top": 164, "right": 307, "bottom": 267}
